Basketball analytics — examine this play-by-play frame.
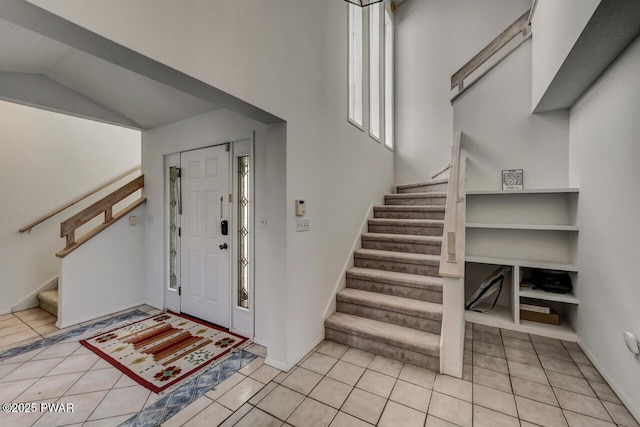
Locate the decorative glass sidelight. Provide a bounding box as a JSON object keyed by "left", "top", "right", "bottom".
{"left": 169, "top": 166, "right": 179, "bottom": 290}
{"left": 237, "top": 156, "right": 250, "bottom": 308}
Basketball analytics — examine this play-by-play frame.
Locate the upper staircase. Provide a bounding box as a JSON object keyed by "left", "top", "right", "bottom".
{"left": 324, "top": 178, "right": 448, "bottom": 371}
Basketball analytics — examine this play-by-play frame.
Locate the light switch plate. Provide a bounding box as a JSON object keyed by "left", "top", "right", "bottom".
{"left": 296, "top": 218, "right": 309, "bottom": 232}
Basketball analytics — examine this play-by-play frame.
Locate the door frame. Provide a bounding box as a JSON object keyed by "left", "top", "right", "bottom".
{"left": 163, "top": 133, "right": 255, "bottom": 339}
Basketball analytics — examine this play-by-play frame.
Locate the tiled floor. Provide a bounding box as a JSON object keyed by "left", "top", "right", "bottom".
{"left": 1, "top": 308, "right": 638, "bottom": 427}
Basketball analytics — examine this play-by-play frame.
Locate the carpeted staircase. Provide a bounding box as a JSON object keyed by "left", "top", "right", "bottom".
{"left": 324, "top": 178, "right": 447, "bottom": 371}
{"left": 37, "top": 289, "right": 58, "bottom": 317}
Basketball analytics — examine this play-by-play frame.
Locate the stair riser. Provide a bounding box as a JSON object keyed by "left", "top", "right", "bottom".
{"left": 368, "top": 224, "right": 443, "bottom": 236}
{"left": 361, "top": 239, "right": 442, "bottom": 255}
{"left": 39, "top": 301, "right": 57, "bottom": 317}
{"left": 336, "top": 302, "right": 442, "bottom": 334}
{"left": 384, "top": 196, "right": 446, "bottom": 206}
{"left": 346, "top": 278, "right": 443, "bottom": 303}
{"left": 397, "top": 183, "right": 448, "bottom": 193}
{"left": 324, "top": 328, "right": 440, "bottom": 371}
{"left": 354, "top": 257, "right": 440, "bottom": 276}
{"left": 373, "top": 209, "right": 445, "bottom": 220}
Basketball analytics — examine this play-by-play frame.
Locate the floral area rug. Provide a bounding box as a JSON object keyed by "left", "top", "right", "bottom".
{"left": 80, "top": 311, "right": 247, "bottom": 393}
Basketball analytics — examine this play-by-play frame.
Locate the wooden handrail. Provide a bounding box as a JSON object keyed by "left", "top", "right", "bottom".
{"left": 439, "top": 131, "right": 466, "bottom": 279}
{"left": 19, "top": 165, "right": 141, "bottom": 234}
{"left": 56, "top": 175, "right": 145, "bottom": 258}
{"left": 451, "top": 9, "right": 531, "bottom": 93}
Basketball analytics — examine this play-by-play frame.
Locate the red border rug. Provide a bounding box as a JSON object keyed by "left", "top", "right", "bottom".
{"left": 80, "top": 312, "right": 247, "bottom": 393}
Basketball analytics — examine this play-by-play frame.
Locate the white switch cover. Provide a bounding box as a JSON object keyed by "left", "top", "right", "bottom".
{"left": 129, "top": 216, "right": 138, "bottom": 226}
{"left": 296, "top": 218, "right": 309, "bottom": 232}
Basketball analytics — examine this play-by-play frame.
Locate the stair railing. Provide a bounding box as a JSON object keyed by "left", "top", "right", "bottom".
{"left": 439, "top": 131, "right": 467, "bottom": 378}
{"left": 19, "top": 166, "right": 141, "bottom": 234}
{"left": 450, "top": 0, "right": 537, "bottom": 103}
{"left": 56, "top": 175, "right": 146, "bottom": 258}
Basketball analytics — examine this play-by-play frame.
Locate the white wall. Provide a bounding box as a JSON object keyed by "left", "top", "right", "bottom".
{"left": 31, "top": 0, "right": 395, "bottom": 369}
{"left": 453, "top": 41, "right": 569, "bottom": 191}
{"left": 568, "top": 35, "right": 640, "bottom": 420}
{"left": 394, "top": 0, "right": 530, "bottom": 185}
{"left": 58, "top": 204, "right": 146, "bottom": 328}
{"left": 0, "top": 100, "right": 140, "bottom": 314}
{"left": 531, "top": 0, "right": 600, "bottom": 110}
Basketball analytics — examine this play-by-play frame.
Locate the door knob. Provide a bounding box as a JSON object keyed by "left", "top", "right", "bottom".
{"left": 219, "top": 243, "right": 228, "bottom": 250}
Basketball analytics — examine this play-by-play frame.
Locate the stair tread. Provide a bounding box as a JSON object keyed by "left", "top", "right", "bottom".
{"left": 347, "top": 267, "right": 443, "bottom": 289}
{"left": 38, "top": 290, "right": 59, "bottom": 305}
{"left": 325, "top": 313, "right": 440, "bottom": 357}
{"left": 369, "top": 218, "right": 444, "bottom": 225}
{"left": 338, "top": 288, "right": 442, "bottom": 318}
{"left": 385, "top": 192, "right": 447, "bottom": 198}
{"left": 374, "top": 205, "right": 445, "bottom": 211}
{"left": 355, "top": 248, "right": 441, "bottom": 264}
{"left": 361, "top": 233, "right": 442, "bottom": 244}
{"left": 396, "top": 178, "right": 449, "bottom": 189}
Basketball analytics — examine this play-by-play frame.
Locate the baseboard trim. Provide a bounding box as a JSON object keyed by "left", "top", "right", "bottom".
{"left": 57, "top": 300, "right": 145, "bottom": 329}
{"left": 431, "top": 163, "right": 451, "bottom": 179}
{"left": 322, "top": 203, "right": 374, "bottom": 321}
{"left": 578, "top": 339, "right": 640, "bottom": 422}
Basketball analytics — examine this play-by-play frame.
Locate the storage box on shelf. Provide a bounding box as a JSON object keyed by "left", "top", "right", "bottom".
{"left": 464, "top": 188, "right": 580, "bottom": 341}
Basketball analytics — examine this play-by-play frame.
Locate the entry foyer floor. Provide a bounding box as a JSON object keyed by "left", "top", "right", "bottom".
{"left": 0, "top": 307, "right": 637, "bottom": 426}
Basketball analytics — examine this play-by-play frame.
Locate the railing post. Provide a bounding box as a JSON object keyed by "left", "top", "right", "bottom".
{"left": 104, "top": 207, "right": 113, "bottom": 223}
{"left": 441, "top": 276, "right": 465, "bottom": 378}
{"left": 65, "top": 231, "right": 75, "bottom": 249}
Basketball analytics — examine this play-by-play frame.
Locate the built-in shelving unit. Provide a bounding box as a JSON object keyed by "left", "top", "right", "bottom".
{"left": 464, "top": 188, "right": 580, "bottom": 341}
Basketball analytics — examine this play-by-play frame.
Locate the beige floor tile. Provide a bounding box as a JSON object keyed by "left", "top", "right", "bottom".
{"left": 0, "top": 347, "right": 43, "bottom": 364}
{"left": 547, "top": 370, "right": 595, "bottom": 396}
{"left": 473, "top": 324, "right": 500, "bottom": 335}
{"left": 282, "top": 366, "right": 323, "bottom": 395}
{"left": 161, "top": 396, "right": 213, "bottom": 427}
{"left": 507, "top": 360, "right": 549, "bottom": 385}
{"left": 502, "top": 336, "right": 536, "bottom": 353}
{"left": 32, "top": 324, "right": 60, "bottom": 336}
{"left": 563, "top": 410, "right": 616, "bottom": 427}
{"left": 316, "top": 341, "right": 349, "bottom": 359}
{"left": 237, "top": 356, "right": 265, "bottom": 376}
{"left": 602, "top": 400, "right": 640, "bottom": 427}
{"left": 301, "top": 352, "right": 338, "bottom": 375}
{"left": 287, "top": 397, "right": 337, "bottom": 427}
{"left": 554, "top": 388, "right": 612, "bottom": 422}
{"left": 206, "top": 372, "right": 245, "bottom": 400}
{"left": 273, "top": 370, "right": 291, "bottom": 384}
{"left": 0, "top": 377, "right": 38, "bottom": 403}
{"left": 72, "top": 414, "right": 134, "bottom": 426}
{"left": 33, "top": 390, "right": 107, "bottom": 426}
{"left": 0, "top": 361, "right": 20, "bottom": 379}
{"left": 389, "top": 379, "right": 431, "bottom": 412}
{"left": 329, "top": 411, "right": 373, "bottom": 427}
{"left": 46, "top": 353, "right": 100, "bottom": 376}
{"left": 257, "top": 384, "right": 305, "bottom": 421}
{"left": 88, "top": 385, "right": 150, "bottom": 420}
{"left": 112, "top": 373, "right": 138, "bottom": 389}
{"left": 464, "top": 349, "right": 472, "bottom": 365}
{"left": 530, "top": 335, "right": 564, "bottom": 348}
{"left": 473, "top": 383, "right": 517, "bottom": 417}
{"left": 13, "top": 308, "right": 47, "bottom": 320}
{"left": 567, "top": 348, "right": 592, "bottom": 365}
{"left": 0, "top": 313, "right": 20, "bottom": 324}
{"left": 433, "top": 374, "right": 471, "bottom": 402}
{"left": 472, "top": 366, "right": 512, "bottom": 392}
{"left": 500, "top": 329, "right": 530, "bottom": 341}
{"left": 534, "top": 342, "right": 572, "bottom": 361}
{"left": 378, "top": 400, "right": 425, "bottom": 427}
{"left": 310, "top": 377, "right": 353, "bottom": 409}
{"left": 327, "top": 360, "right": 365, "bottom": 386}
{"left": 462, "top": 364, "right": 472, "bottom": 381}
{"left": 504, "top": 346, "right": 540, "bottom": 366}
{"left": 473, "top": 404, "right": 519, "bottom": 427}
{"left": 182, "top": 401, "right": 232, "bottom": 427}
{"left": 23, "top": 313, "right": 56, "bottom": 328}
{"left": 250, "top": 363, "right": 281, "bottom": 384}
{"left": 589, "top": 380, "right": 622, "bottom": 404}
{"left": 218, "top": 402, "right": 253, "bottom": 427}
{"left": 539, "top": 355, "right": 582, "bottom": 377}
{"left": 427, "top": 391, "right": 471, "bottom": 427}
{"left": 472, "top": 352, "right": 508, "bottom": 374}
{"left": 355, "top": 369, "right": 396, "bottom": 398}
{"left": 367, "top": 354, "right": 403, "bottom": 377}
{"left": 425, "top": 414, "right": 458, "bottom": 426}
{"left": 18, "top": 371, "right": 83, "bottom": 401}
{"left": 249, "top": 381, "right": 278, "bottom": 405}
{"left": 217, "top": 377, "right": 265, "bottom": 411}
{"left": 65, "top": 368, "right": 122, "bottom": 396}
{"left": 235, "top": 407, "right": 281, "bottom": 426}
{"left": 341, "top": 387, "right": 386, "bottom": 425}
{"left": 578, "top": 364, "right": 605, "bottom": 383}
{"left": 32, "top": 342, "right": 81, "bottom": 360}
{"left": 246, "top": 343, "right": 268, "bottom": 358}
{"left": 515, "top": 396, "right": 568, "bottom": 427}
{"left": 562, "top": 341, "right": 581, "bottom": 351}
{"left": 398, "top": 363, "right": 436, "bottom": 389}
{"left": 473, "top": 330, "right": 503, "bottom": 346}
{"left": 511, "top": 376, "right": 558, "bottom": 406}
{"left": 0, "top": 322, "right": 32, "bottom": 338}
{"left": 465, "top": 338, "right": 472, "bottom": 350}
{"left": 0, "top": 397, "right": 54, "bottom": 427}
{"left": 1, "top": 357, "right": 64, "bottom": 382}
{"left": 340, "top": 348, "right": 374, "bottom": 368}
{"left": 0, "top": 329, "right": 40, "bottom": 348}
{"left": 472, "top": 340, "right": 505, "bottom": 359}
{"left": 91, "top": 359, "right": 115, "bottom": 370}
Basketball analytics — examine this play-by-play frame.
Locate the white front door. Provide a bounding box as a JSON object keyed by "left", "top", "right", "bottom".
{"left": 180, "top": 145, "right": 231, "bottom": 327}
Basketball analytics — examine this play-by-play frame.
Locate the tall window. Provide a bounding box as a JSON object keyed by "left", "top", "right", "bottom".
{"left": 348, "top": 4, "right": 363, "bottom": 127}
{"left": 168, "top": 166, "right": 179, "bottom": 290}
{"left": 237, "top": 156, "right": 250, "bottom": 309}
{"left": 384, "top": 7, "right": 394, "bottom": 150}
{"left": 369, "top": 3, "right": 382, "bottom": 140}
